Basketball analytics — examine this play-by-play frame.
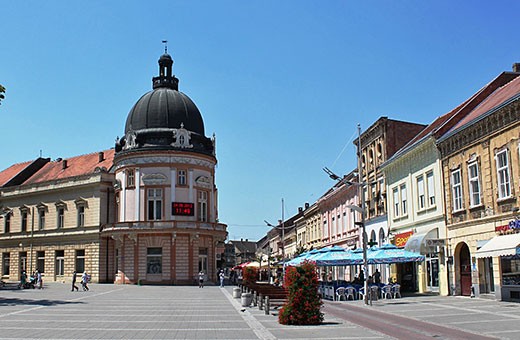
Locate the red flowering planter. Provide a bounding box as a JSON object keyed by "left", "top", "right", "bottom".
{"left": 278, "top": 260, "right": 323, "bottom": 325}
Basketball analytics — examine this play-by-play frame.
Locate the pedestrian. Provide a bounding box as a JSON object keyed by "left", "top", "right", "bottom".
{"left": 198, "top": 271, "right": 205, "bottom": 288}
{"left": 71, "top": 271, "right": 79, "bottom": 291}
{"left": 20, "top": 271, "right": 27, "bottom": 289}
{"left": 35, "top": 269, "right": 42, "bottom": 289}
{"left": 219, "top": 270, "right": 225, "bottom": 288}
{"left": 374, "top": 269, "right": 381, "bottom": 284}
{"left": 81, "top": 271, "right": 90, "bottom": 291}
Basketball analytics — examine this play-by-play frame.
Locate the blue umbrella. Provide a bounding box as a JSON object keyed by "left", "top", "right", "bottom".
{"left": 366, "top": 244, "right": 424, "bottom": 264}
{"left": 286, "top": 248, "right": 321, "bottom": 266}
{"left": 313, "top": 248, "right": 363, "bottom": 266}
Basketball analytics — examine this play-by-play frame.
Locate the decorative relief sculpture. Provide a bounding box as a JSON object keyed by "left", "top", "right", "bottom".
{"left": 142, "top": 173, "right": 167, "bottom": 185}
{"left": 172, "top": 123, "right": 193, "bottom": 149}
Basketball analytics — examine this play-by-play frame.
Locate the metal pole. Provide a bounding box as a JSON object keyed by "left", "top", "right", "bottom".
{"left": 358, "top": 123, "right": 369, "bottom": 306}
{"left": 281, "top": 198, "right": 285, "bottom": 282}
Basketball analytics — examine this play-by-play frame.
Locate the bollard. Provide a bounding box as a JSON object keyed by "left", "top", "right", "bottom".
{"left": 259, "top": 293, "right": 263, "bottom": 310}
{"left": 253, "top": 291, "right": 257, "bottom": 306}
{"left": 241, "top": 292, "right": 253, "bottom": 307}
{"left": 264, "top": 296, "right": 270, "bottom": 315}
{"left": 233, "top": 287, "right": 241, "bottom": 298}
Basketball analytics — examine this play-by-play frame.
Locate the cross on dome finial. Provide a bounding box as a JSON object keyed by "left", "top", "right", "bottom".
{"left": 162, "top": 40, "right": 168, "bottom": 54}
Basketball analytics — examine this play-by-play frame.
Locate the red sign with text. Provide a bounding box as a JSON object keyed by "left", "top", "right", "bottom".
{"left": 172, "top": 202, "right": 194, "bottom": 216}
{"left": 394, "top": 231, "right": 413, "bottom": 248}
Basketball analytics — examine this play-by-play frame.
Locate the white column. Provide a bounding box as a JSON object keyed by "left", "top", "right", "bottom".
{"left": 210, "top": 184, "right": 215, "bottom": 222}
{"left": 135, "top": 168, "right": 140, "bottom": 221}
{"left": 188, "top": 169, "right": 194, "bottom": 202}
{"left": 171, "top": 168, "right": 176, "bottom": 220}
{"left": 121, "top": 172, "right": 126, "bottom": 222}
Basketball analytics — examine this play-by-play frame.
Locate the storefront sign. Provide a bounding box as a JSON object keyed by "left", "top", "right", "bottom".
{"left": 495, "top": 219, "right": 520, "bottom": 234}
{"left": 426, "top": 239, "right": 445, "bottom": 247}
{"left": 394, "top": 231, "right": 413, "bottom": 247}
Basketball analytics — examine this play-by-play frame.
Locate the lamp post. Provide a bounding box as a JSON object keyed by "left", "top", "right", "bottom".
{"left": 323, "top": 124, "right": 369, "bottom": 305}
{"left": 265, "top": 198, "right": 285, "bottom": 283}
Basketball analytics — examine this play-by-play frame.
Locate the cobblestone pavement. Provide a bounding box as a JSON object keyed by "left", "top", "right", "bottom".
{"left": 0, "top": 283, "right": 519, "bottom": 339}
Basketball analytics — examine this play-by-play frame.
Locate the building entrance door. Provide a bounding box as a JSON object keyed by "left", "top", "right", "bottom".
{"left": 426, "top": 256, "right": 439, "bottom": 292}
{"left": 459, "top": 243, "right": 472, "bottom": 296}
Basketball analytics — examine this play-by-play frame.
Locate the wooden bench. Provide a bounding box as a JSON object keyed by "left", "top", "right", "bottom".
{"left": 241, "top": 282, "right": 288, "bottom": 315}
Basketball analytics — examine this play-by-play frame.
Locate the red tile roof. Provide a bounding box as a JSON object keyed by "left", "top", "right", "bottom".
{"left": 0, "top": 161, "right": 34, "bottom": 187}
{"left": 447, "top": 75, "right": 520, "bottom": 134}
{"left": 22, "top": 149, "right": 115, "bottom": 185}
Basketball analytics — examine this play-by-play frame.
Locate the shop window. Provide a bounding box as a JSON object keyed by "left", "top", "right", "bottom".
{"left": 147, "top": 247, "right": 162, "bottom": 274}
{"left": 2, "top": 252, "right": 10, "bottom": 276}
{"left": 55, "top": 250, "right": 65, "bottom": 276}
{"left": 36, "top": 251, "right": 45, "bottom": 273}
{"left": 75, "top": 249, "right": 85, "bottom": 273}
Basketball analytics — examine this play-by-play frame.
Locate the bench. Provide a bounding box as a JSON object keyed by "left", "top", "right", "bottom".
{"left": 240, "top": 282, "right": 288, "bottom": 315}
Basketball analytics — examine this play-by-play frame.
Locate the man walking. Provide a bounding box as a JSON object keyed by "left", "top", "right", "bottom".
{"left": 71, "top": 271, "right": 79, "bottom": 291}
{"left": 198, "top": 271, "right": 205, "bottom": 288}
{"left": 219, "top": 270, "right": 225, "bottom": 288}
{"left": 81, "top": 271, "right": 90, "bottom": 291}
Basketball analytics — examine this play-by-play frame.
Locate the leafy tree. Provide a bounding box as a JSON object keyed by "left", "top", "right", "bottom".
{"left": 0, "top": 84, "right": 5, "bottom": 105}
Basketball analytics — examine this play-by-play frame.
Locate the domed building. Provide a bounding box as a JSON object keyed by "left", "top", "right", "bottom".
{"left": 104, "top": 52, "right": 228, "bottom": 284}
{"left": 0, "top": 52, "right": 227, "bottom": 285}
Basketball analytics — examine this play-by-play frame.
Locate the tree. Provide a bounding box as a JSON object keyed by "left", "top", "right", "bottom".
{"left": 0, "top": 84, "right": 5, "bottom": 105}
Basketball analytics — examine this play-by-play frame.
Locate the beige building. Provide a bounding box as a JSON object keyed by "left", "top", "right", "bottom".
{"left": 438, "top": 66, "right": 520, "bottom": 300}
{"left": 0, "top": 52, "right": 227, "bottom": 285}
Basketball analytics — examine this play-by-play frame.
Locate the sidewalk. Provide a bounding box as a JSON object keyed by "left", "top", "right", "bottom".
{"left": 0, "top": 283, "right": 519, "bottom": 339}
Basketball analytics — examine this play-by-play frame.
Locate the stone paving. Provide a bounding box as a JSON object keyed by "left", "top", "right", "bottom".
{"left": 0, "top": 283, "right": 519, "bottom": 339}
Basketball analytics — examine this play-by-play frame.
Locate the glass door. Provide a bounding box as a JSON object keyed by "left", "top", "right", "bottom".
{"left": 426, "top": 256, "right": 439, "bottom": 292}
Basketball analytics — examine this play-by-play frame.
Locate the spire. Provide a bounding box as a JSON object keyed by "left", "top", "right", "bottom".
{"left": 152, "top": 42, "right": 179, "bottom": 90}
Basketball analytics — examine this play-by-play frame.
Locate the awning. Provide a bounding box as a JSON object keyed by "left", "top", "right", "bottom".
{"left": 404, "top": 228, "right": 439, "bottom": 254}
{"left": 475, "top": 233, "right": 520, "bottom": 258}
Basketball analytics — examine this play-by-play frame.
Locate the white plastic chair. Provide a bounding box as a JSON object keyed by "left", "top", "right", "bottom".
{"left": 345, "top": 286, "right": 356, "bottom": 300}
{"left": 335, "top": 287, "right": 346, "bottom": 301}
{"left": 381, "top": 285, "right": 393, "bottom": 299}
{"left": 370, "top": 285, "right": 379, "bottom": 301}
{"left": 391, "top": 284, "right": 401, "bottom": 298}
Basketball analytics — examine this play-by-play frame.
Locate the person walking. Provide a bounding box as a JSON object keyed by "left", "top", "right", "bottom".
{"left": 71, "top": 271, "right": 79, "bottom": 291}
{"left": 374, "top": 269, "right": 381, "bottom": 285}
{"left": 219, "top": 270, "right": 225, "bottom": 288}
{"left": 198, "top": 271, "right": 205, "bottom": 288}
{"left": 81, "top": 271, "right": 90, "bottom": 291}
{"left": 36, "top": 269, "right": 42, "bottom": 289}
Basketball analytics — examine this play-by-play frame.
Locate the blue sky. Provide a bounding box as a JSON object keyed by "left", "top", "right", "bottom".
{"left": 1, "top": 1, "right": 519, "bottom": 241}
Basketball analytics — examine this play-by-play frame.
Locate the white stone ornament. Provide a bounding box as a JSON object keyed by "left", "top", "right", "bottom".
{"left": 172, "top": 123, "right": 193, "bottom": 148}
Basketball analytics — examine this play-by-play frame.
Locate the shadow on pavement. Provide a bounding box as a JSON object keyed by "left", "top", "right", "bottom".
{"left": 0, "top": 297, "right": 85, "bottom": 307}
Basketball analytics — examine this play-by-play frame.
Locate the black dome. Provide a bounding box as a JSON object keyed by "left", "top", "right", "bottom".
{"left": 125, "top": 87, "right": 205, "bottom": 135}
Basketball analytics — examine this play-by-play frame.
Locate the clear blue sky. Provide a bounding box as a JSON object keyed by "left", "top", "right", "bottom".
{"left": 1, "top": 1, "right": 519, "bottom": 242}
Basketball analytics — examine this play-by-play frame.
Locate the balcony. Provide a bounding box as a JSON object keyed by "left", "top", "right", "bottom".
{"left": 101, "top": 220, "right": 227, "bottom": 233}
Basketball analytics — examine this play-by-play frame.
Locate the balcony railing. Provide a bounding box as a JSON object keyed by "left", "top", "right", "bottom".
{"left": 101, "top": 220, "right": 227, "bottom": 233}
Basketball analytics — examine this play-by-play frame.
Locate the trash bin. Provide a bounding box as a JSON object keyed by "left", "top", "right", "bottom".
{"left": 233, "top": 287, "right": 241, "bottom": 298}
{"left": 241, "top": 292, "right": 253, "bottom": 307}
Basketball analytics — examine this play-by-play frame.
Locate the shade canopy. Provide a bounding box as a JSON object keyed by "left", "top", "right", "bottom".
{"left": 404, "top": 228, "right": 439, "bottom": 254}
{"left": 475, "top": 233, "right": 520, "bottom": 258}
{"left": 313, "top": 248, "right": 363, "bottom": 266}
{"left": 367, "top": 244, "right": 425, "bottom": 264}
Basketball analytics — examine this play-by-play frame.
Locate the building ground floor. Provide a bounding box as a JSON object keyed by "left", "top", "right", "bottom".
{"left": 1, "top": 225, "right": 227, "bottom": 286}
{"left": 448, "top": 216, "right": 520, "bottom": 302}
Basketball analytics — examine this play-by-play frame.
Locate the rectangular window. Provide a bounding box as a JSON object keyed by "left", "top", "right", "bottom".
{"left": 19, "top": 251, "right": 27, "bottom": 273}
{"left": 2, "top": 253, "right": 10, "bottom": 276}
{"left": 4, "top": 214, "right": 10, "bottom": 233}
{"left": 468, "top": 162, "right": 481, "bottom": 207}
{"left": 126, "top": 169, "right": 135, "bottom": 187}
{"left": 342, "top": 211, "right": 347, "bottom": 233}
{"left": 147, "top": 188, "right": 163, "bottom": 221}
{"left": 198, "top": 248, "right": 208, "bottom": 273}
{"left": 21, "top": 210, "right": 28, "bottom": 232}
{"left": 38, "top": 209, "right": 45, "bottom": 230}
{"left": 331, "top": 216, "right": 336, "bottom": 236}
{"left": 75, "top": 249, "right": 85, "bottom": 273}
{"left": 451, "top": 169, "right": 463, "bottom": 211}
{"left": 393, "top": 188, "right": 400, "bottom": 217}
{"left": 55, "top": 250, "right": 65, "bottom": 276}
{"left": 400, "top": 185, "right": 407, "bottom": 216}
{"left": 57, "top": 207, "right": 64, "bottom": 229}
{"left": 36, "top": 251, "right": 45, "bottom": 273}
{"left": 178, "top": 170, "right": 187, "bottom": 186}
{"left": 77, "top": 206, "right": 85, "bottom": 227}
{"left": 427, "top": 171, "right": 435, "bottom": 206}
{"left": 417, "top": 176, "right": 425, "bottom": 210}
{"left": 147, "top": 247, "right": 162, "bottom": 274}
{"left": 197, "top": 191, "right": 208, "bottom": 222}
{"left": 496, "top": 150, "right": 511, "bottom": 199}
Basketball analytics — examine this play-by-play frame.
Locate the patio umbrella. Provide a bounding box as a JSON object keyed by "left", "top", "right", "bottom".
{"left": 313, "top": 248, "right": 363, "bottom": 266}
{"left": 366, "top": 244, "right": 425, "bottom": 264}
{"left": 286, "top": 248, "right": 321, "bottom": 266}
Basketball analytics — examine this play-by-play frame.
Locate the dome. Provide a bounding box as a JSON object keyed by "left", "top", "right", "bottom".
{"left": 125, "top": 87, "right": 205, "bottom": 135}
{"left": 115, "top": 52, "right": 214, "bottom": 157}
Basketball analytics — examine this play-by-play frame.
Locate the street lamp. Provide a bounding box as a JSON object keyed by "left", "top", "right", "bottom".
{"left": 323, "top": 123, "right": 370, "bottom": 305}
{"left": 265, "top": 217, "right": 285, "bottom": 281}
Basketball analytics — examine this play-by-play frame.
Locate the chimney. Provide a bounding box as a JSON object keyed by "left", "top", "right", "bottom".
{"left": 298, "top": 207, "right": 303, "bottom": 213}
{"left": 513, "top": 63, "right": 520, "bottom": 73}
{"left": 62, "top": 159, "right": 68, "bottom": 169}
{"left": 305, "top": 202, "right": 310, "bottom": 209}
{"left": 98, "top": 152, "right": 104, "bottom": 162}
